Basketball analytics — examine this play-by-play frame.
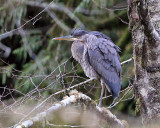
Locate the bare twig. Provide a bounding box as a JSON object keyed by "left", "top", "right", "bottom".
{"left": 21, "top": 1, "right": 85, "bottom": 29}
{"left": 0, "top": 0, "right": 54, "bottom": 39}
{"left": 121, "top": 57, "right": 133, "bottom": 65}
{"left": 46, "top": 9, "right": 71, "bottom": 32}
{"left": 13, "top": 79, "right": 93, "bottom": 127}
{"left": 17, "top": 25, "right": 43, "bottom": 71}
{"left": 108, "top": 86, "right": 133, "bottom": 109}
{"left": 46, "top": 121, "right": 97, "bottom": 128}
{"left": 92, "top": 0, "right": 128, "bottom": 11}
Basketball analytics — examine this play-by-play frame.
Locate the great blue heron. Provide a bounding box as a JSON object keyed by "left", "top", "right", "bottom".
{"left": 53, "top": 29, "right": 121, "bottom": 106}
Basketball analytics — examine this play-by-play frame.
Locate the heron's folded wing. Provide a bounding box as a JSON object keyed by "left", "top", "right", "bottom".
{"left": 87, "top": 38, "right": 121, "bottom": 97}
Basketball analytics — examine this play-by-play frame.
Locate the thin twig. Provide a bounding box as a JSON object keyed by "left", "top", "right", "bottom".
{"left": 0, "top": 0, "right": 54, "bottom": 39}
{"left": 21, "top": 1, "right": 85, "bottom": 29}
{"left": 47, "top": 121, "right": 97, "bottom": 128}
{"left": 108, "top": 86, "right": 133, "bottom": 109}
{"left": 46, "top": 9, "right": 71, "bottom": 32}
{"left": 121, "top": 57, "right": 133, "bottom": 65}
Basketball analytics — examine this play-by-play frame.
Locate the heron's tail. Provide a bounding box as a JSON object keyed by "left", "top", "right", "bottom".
{"left": 102, "top": 77, "right": 120, "bottom": 98}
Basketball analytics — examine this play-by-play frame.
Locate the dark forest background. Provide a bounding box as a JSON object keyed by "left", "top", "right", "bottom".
{"left": 0, "top": 0, "right": 136, "bottom": 127}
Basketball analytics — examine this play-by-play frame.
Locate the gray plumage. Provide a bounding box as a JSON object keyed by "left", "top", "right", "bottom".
{"left": 71, "top": 29, "right": 121, "bottom": 98}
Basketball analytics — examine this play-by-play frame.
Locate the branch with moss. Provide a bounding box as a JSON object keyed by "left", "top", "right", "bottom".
{"left": 14, "top": 90, "right": 127, "bottom": 128}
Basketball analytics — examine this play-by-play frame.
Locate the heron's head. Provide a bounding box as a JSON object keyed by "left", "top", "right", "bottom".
{"left": 52, "top": 29, "right": 88, "bottom": 42}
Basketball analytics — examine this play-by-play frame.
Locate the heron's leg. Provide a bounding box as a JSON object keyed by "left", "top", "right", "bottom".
{"left": 104, "top": 87, "right": 108, "bottom": 97}
{"left": 108, "top": 97, "right": 117, "bottom": 108}
{"left": 98, "top": 79, "right": 105, "bottom": 107}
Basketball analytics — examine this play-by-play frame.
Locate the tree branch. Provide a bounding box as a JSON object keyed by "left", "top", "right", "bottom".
{"left": 121, "top": 57, "right": 133, "bottom": 65}
{"left": 14, "top": 90, "right": 126, "bottom": 128}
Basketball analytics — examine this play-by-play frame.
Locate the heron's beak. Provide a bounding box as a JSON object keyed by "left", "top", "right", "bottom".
{"left": 52, "top": 35, "right": 78, "bottom": 41}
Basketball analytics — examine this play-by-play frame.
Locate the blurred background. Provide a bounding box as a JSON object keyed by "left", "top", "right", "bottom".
{"left": 0, "top": 0, "right": 138, "bottom": 127}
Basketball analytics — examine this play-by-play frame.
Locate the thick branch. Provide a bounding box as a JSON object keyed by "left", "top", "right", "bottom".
{"left": 15, "top": 90, "right": 126, "bottom": 128}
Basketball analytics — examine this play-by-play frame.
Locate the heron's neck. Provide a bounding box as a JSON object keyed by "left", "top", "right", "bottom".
{"left": 71, "top": 41, "right": 84, "bottom": 62}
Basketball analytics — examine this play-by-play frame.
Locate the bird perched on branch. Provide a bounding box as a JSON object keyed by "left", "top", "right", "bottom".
{"left": 53, "top": 29, "right": 121, "bottom": 107}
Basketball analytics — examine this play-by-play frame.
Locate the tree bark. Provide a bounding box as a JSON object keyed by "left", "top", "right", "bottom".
{"left": 128, "top": 0, "right": 160, "bottom": 126}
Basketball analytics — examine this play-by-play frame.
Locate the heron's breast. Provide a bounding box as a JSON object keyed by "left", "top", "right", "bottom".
{"left": 71, "top": 42, "right": 84, "bottom": 62}
{"left": 71, "top": 42, "right": 99, "bottom": 79}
